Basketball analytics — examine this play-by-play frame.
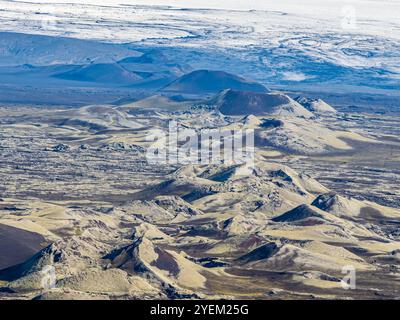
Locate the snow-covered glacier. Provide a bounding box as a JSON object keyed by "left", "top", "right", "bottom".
{"left": 0, "top": 0, "right": 399, "bottom": 105}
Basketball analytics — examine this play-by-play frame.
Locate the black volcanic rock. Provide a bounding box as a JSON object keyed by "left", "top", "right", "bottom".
{"left": 51, "top": 144, "right": 70, "bottom": 152}
{"left": 312, "top": 193, "right": 341, "bottom": 211}
{"left": 272, "top": 204, "right": 324, "bottom": 222}
{"left": 210, "top": 89, "right": 313, "bottom": 116}
{"left": 0, "top": 242, "right": 57, "bottom": 282}
{"left": 237, "top": 242, "right": 279, "bottom": 264}
{"left": 0, "top": 224, "right": 48, "bottom": 273}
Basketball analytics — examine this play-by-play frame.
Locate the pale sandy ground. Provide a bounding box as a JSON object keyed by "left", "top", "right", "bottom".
{"left": 1, "top": 103, "right": 399, "bottom": 300}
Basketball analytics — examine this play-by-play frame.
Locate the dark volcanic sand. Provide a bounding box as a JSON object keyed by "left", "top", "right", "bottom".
{"left": 0, "top": 224, "right": 47, "bottom": 270}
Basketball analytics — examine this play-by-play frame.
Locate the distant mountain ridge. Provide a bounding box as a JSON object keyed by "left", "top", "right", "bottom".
{"left": 162, "top": 70, "right": 268, "bottom": 95}
{"left": 53, "top": 63, "right": 142, "bottom": 84}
